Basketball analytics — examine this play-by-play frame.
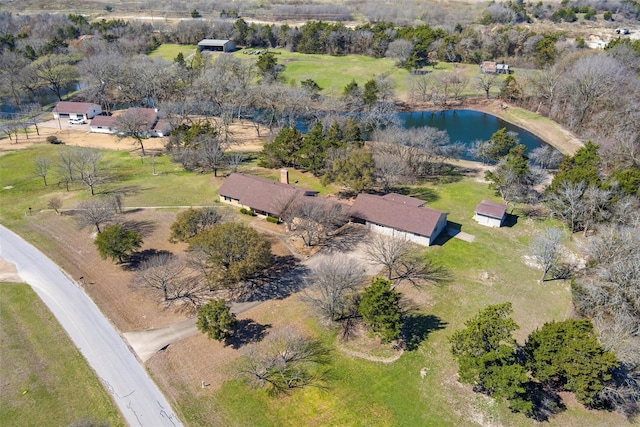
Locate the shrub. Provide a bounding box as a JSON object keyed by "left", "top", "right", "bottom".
{"left": 266, "top": 216, "right": 279, "bottom": 223}
{"left": 47, "top": 135, "right": 63, "bottom": 144}
{"left": 240, "top": 208, "right": 255, "bottom": 216}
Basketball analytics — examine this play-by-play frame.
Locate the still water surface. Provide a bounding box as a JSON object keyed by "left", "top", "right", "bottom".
{"left": 399, "top": 109, "right": 547, "bottom": 161}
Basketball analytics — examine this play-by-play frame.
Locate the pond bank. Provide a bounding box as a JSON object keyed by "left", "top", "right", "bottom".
{"left": 400, "top": 97, "right": 584, "bottom": 156}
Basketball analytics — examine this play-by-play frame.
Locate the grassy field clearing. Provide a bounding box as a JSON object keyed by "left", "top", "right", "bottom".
{"left": 0, "top": 146, "right": 217, "bottom": 230}
{"left": 149, "top": 43, "right": 198, "bottom": 61}
{"left": 226, "top": 48, "right": 506, "bottom": 98}
{"left": 0, "top": 283, "right": 124, "bottom": 426}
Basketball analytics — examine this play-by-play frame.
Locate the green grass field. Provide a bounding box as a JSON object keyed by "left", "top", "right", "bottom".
{"left": 0, "top": 283, "right": 124, "bottom": 426}
{"left": 0, "top": 146, "right": 218, "bottom": 230}
{"left": 149, "top": 43, "right": 198, "bottom": 61}
{"left": 232, "top": 48, "right": 506, "bottom": 98}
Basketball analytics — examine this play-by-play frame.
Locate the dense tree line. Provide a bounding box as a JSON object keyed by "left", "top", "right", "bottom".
{"left": 450, "top": 303, "right": 634, "bottom": 420}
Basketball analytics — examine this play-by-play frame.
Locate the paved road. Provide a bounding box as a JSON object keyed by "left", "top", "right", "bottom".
{"left": 0, "top": 225, "right": 182, "bottom": 427}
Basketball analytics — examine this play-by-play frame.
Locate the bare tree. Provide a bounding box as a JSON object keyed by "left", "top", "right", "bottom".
{"left": 238, "top": 328, "right": 330, "bottom": 395}
{"left": 582, "top": 185, "right": 613, "bottom": 236}
{"left": 29, "top": 54, "right": 79, "bottom": 101}
{"left": 57, "top": 147, "right": 76, "bottom": 191}
{"left": 33, "top": 156, "right": 51, "bottom": 186}
{"left": 546, "top": 181, "right": 586, "bottom": 232}
{"left": 365, "top": 234, "right": 412, "bottom": 280}
{"left": 529, "top": 145, "right": 563, "bottom": 170}
{"left": 292, "top": 197, "right": 347, "bottom": 246}
{"left": 226, "top": 151, "right": 245, "bottom": 173}
{"left": 385, "top": 39, "right": 414, "bottom": 67}
{"left": 373, "top": 153, "right": 409, "bottom": 192}
{"left": 364, "top": 234, "right": 448, "bottom": 286}
{"left": 475, "top": 73, "right": 498, "bottom": 99}
{"left": 303, "top": 257, "right": 364, "bottom": 322}
{"left": 73, "top": 148, "right": 105, "bottom": 196}
{"left": 135, "top": 253, "right": 204, "bottom": 309}
{"left": 76, "top": 198, "right": 115, "bottom": 233}
{"left": 114, "top": 108, "right": 155, "bottom": 157}
{"left": 48, "top": 196, "right": 62, "bottom": 214}
{"left": 276, "top": 196, "right": 349, "bottom": 247}
{"left": 529, "top": 227, "right": 563, "bottom": 282}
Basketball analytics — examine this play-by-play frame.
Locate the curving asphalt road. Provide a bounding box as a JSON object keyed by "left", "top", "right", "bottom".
{"left": 0, "top": 225, "right": 182, "bottom": 427}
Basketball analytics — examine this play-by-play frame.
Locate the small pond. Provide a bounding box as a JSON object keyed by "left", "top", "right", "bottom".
{"left": 399, "top": 109, "right": 548, "bottom": 162}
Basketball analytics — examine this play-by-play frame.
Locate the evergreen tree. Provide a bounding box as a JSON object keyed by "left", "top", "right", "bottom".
{"left": 260, "top": 126, "right": 304, "bottom": 168}
{"left": 197, "top": 299, "right": 238, "bottom": 343}
{"left": 485, "top": 128, "right": 518, "bottom": 162}
{"left": 297, "top": 121, "right": 327, "bottom": 175}
{"left": 449, "top": 303, "right": 532, "bottom": 414}
{"left": 358, "top": 278, "right": 402, "bottom": 343}
{"left": 547, "top": 141, "right": 601, "bottom": 194}
{"left": 363, "top": 79, "right": 379, "bottom": 109}
{"left": 94, "top": 225, "right": 142, "bottom": 264}
{"left": 525, "top": 319, "right": 619, "bottom": 407}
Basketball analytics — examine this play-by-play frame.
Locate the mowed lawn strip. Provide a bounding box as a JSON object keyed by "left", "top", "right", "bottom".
{"left": 0, "top": 283, "right": 124, "bottom": 426}
{"left": 149, "top": 43, "right": 198, "bottom": 61}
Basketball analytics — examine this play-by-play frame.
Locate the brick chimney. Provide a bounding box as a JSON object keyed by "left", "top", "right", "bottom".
{"left": 280, "top": 169, "right": 289, "bottom": 185}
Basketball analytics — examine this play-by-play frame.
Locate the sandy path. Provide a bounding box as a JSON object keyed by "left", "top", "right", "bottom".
{"left": 0, "top": 258, "right": 22, "bottom": 282}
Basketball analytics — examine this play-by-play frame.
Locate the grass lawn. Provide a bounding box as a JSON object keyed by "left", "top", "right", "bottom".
{"left": 0, "top": 283, "right": 124, "bottom": 426}
{"left": 0, "top": 146, "right": 219, "bottom": 230}
{"left": 233, "top": 49, "right": 411, "bottom": 95}
{"left": 149, "top": 43, "right": 198, "bottom": 61}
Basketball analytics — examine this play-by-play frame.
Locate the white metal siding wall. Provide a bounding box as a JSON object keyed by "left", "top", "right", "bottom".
{"left": 367, "top": 222, "right": 431, "bottom": 246}
{"left": 474, "top": 214, "right": 501, "bottom": 228}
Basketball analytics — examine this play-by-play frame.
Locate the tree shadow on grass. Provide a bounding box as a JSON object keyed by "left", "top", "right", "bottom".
{"left": 124, "top": 249, "right": 173, "bottom": 270}
{"left": 402, "top": 314, "right": 447, "bottom": 351}
{"left": 527, "top": 383, "right": 566, "bottom": 422}
{"left": 392, "top": 186, "right": 439, "bottom": 203}
{"left": 236, "top": 255, "right": 310, "bottom": 302}
{"left": 120, "top": 219, "right": 157, "bottom": 237}
{"left": 228, "top": 319, "right": 271, "bottom": 349}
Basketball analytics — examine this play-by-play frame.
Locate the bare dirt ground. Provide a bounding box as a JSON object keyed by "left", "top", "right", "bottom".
{"left": 0, "top": 116, "right": 267, "bottom": 156}
{"left": 0, "top": 258, "right": 22, "bottom": 282}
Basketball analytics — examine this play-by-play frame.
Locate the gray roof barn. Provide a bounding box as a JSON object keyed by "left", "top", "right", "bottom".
{"left": 197, "top": 39, "right": 236, "bottom": 52}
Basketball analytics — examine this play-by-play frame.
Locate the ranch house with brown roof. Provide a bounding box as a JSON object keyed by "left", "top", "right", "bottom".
{"left": 350, "top": 193, "right": 448, "bottom": 246}
{"left": 217, "top": 172, "right": 319, "bottom": 217}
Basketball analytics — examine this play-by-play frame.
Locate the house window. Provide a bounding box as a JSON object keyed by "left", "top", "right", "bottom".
{"left": 223, "top": 196, "right": 231, "bottom": 202}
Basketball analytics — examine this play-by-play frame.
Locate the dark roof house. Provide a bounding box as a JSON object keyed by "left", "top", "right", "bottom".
{"left": 350, "top": 194, "right": 448, "bottom": 246}
{"left": 218, "top": 173, "right": 318, "bottom": 217}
